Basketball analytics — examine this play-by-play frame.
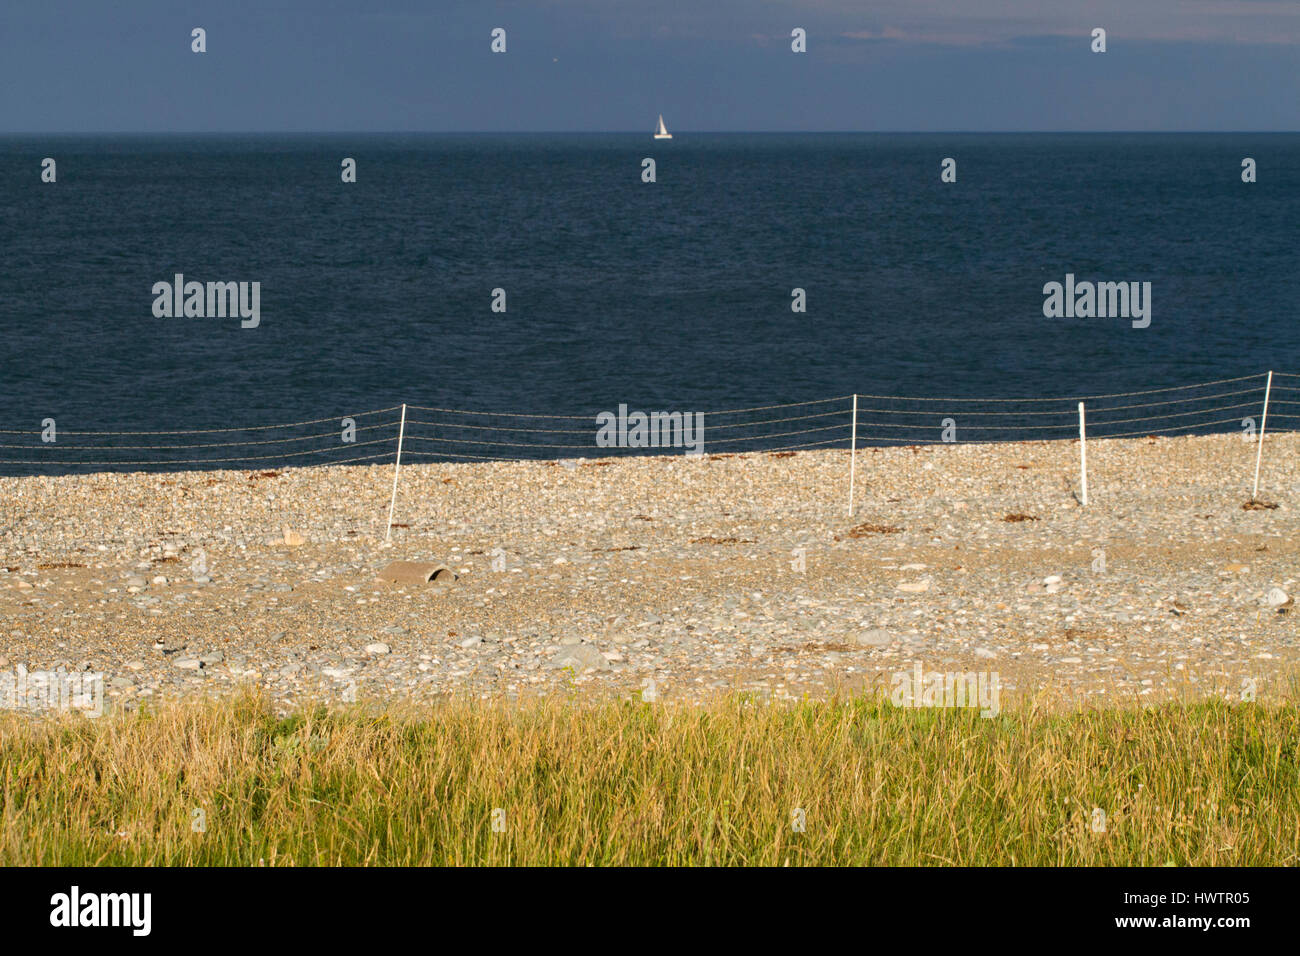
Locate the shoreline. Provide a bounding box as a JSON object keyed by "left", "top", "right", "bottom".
{"left": 2, "top": 431, "right": 1297, "bottom": 714}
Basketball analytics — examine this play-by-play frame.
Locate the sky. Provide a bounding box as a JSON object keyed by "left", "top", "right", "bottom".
{"left": 1, "top": 0, "right": 1298, "bottom": 132}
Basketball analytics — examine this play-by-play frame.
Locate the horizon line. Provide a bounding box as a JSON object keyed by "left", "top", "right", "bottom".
{"left": 4, "top": 129, "right": 1300, "bottom": 136}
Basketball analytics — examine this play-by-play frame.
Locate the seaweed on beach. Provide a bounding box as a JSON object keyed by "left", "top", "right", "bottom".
{"left": 1243, "top": 499, "right": 1278, "bottom": 511}
{"left": 837, "top": 523, "right": 903, "bottom": 540}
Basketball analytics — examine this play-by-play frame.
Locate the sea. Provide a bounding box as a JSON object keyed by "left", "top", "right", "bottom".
{"left": 1, "top": 133, "right": 1298, "bottom": 471}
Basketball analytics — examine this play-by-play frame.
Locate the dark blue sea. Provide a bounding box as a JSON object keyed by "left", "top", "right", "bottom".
{"left": 2, "top": 133, "right": 1298, "bottom": 471}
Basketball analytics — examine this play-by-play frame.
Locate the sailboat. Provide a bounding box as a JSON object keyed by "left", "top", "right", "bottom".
{"left": 653, "top": 114, "right": 672, "bottom": 140}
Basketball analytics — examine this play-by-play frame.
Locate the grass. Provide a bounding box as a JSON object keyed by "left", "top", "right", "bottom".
{"left": 2, "top": 690, "right": 1297, "bottom": 865}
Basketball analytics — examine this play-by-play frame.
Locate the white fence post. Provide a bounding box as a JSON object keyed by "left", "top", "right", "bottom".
{"left": 1252, "top": 370, "right": 1273, "bottom": 501}
{"left": 1078, "top": 402, "right": 1088, "bottom": 507}
{"left": 385, "top": 403, "right": 407, "bottom": 543}
{"left": 847, "top": 394, "right": 858, "bottom": 517}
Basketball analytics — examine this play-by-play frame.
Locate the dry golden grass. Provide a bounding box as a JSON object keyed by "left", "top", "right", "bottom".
{"left": 2, "top": 691, "right": 1297, "bottom": 865}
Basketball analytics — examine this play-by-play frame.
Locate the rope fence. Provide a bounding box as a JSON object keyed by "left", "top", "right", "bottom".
{"left": 0, "top": 373, "right": 1295, "bottom": 536}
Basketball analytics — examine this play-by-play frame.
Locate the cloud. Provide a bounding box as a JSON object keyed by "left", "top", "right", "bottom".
{"left": 841, "top": 28, "right": 906, "bottom": 41}
{"left": 825, "top": 0, "right": 1300, "bottom": 46}
{"left": 839, "top": 27, "right": 990, "bottom": 47}
{"left": 536, "top": 1, "right": 1300, "bottom": 47}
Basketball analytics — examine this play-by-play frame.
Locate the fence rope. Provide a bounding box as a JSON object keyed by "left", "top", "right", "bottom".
{"left": 0, "top": 450, "right": 395, "bottom": 467}
{"left": 405, "top": 395, "right": 853, "bottom": 419}
{"left": 0, "top": 420, "right": 399, "bottom": 451}
{"left": 854, "top": 373, "right": 1266, "bottom": 403}
{"left": 405, "top": 406, "right": 850, "bottom": 433}
{"left": 0, "top": 375, "right": 1291, "bottom": 471}
{"left": 0, "top": 406, "right": 400, "bottom": 437}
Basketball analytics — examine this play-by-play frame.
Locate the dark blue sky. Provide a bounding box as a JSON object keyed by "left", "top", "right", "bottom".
{"left": 2, "top": 0, "right": 1298, "bottom": 132}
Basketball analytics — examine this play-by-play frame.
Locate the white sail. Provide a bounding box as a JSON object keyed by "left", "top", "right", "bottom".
{"left": 653, "top": 114, "right": 672, "bottom": 139}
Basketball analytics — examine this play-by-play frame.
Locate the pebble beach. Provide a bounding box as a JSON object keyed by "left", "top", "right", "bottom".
{"left": 2, "top": 431, "right": 1298, "bottom": 714}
